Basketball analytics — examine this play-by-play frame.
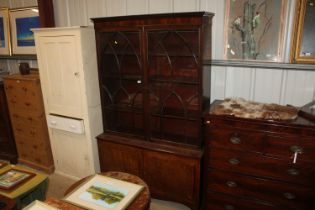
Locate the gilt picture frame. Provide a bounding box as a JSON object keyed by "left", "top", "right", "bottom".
{"left": 0, "top": 168, "right": 35, "bottom": 191}
{"left": 290, "top": 0, "right": 315, "bottom": 63}
{"left": 0, "top": 161, "right": 8, "bottom": 170}
{"left": 224, "top": 0, "right": 287, "bottom": 62}
{"left": 64, "top": 174, "right": 144, "bottom": 210}
{"left": 0, "top": 8, "right": 11, "bottom": 55}
{"left": 9, "top": 7, "right": 40, "bottom": 55}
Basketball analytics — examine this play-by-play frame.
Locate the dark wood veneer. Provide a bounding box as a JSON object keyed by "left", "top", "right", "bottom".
{"left": 0, "top": 82, "right": 17, "bottom": 163}
{"left": 94, "top": 12, "right": 213, "bottom": 210}
{"left": 203, "top": 100, "right": 315, "bottom": 210}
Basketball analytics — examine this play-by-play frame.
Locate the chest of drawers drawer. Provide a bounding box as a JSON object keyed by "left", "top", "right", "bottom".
{"left": 208, "top": 148, "right": 315, "bottom": 186}
{"left": 206, "top": 127, "right": 264, "bottom": 152}
{"left": 207, "top": 169, "right": 315, "bottom": 210}
{"left": 206, "top": 191, "right": 288, "bottom": 210}
{"left": 4, "top": 79, "right": 43, "bottom": 113}
{"left": 208, "top": 127, "right": 315, "bottom": 163}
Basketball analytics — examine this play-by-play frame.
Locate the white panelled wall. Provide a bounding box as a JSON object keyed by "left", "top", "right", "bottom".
{"left": 51, "top": 0, "right": 315, "bottom": 107}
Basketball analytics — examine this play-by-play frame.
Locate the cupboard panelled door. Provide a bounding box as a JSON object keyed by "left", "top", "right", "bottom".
{"left": 98, "top": 140, "right": 142, "bottom": 176}
{"left": 143, "top": 150, "right": 200, "bottom": 208}
{"left": 37, "top": 36, "right": 83, "bottom": 118}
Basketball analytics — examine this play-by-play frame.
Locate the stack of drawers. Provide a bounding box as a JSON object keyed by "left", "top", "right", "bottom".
{"left": 204, "top": 103, "right": 315, "bottom": 210}
{"left": 3, "top": 73, "right": 54, "bottom": 173}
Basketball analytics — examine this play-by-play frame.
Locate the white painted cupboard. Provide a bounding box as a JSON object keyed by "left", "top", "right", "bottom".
{"left": 33, "top": 27, "right": 103, "bottom": 179}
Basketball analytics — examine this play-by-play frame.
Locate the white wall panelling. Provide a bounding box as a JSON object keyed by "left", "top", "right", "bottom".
{"left": 86, "top": 0, "right": 107, "bottom": 22}
{"left": 126, "top": 0, "right": 148, "bottom": 15}
{"left": 148, "top": 0, "right": 173, "bottom": 13}
{"left": 173, "top": 0, "right": 199, "bottom": 12}
{"left": 67, "top": 0, "right": 88, "bottom": 26}
{"left": 43, "top": 0, "right": 315, "bottom": 106}
{"left": 52, "top": 0, "right": 69, "bottom": 26}
{"left": 105, "top": 0, "right": 127, "bottom": 16}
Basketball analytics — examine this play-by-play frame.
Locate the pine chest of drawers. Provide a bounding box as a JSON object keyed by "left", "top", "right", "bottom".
{"left": 204, "top": 101, "right": 315, "bottom": 210}
{"left": 3, "top": 73, "right": 54, "bottom": 173}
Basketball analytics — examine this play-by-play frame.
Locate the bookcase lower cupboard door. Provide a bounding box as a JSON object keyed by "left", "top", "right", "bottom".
{"left": 97, "top": 133, "right": 202, "bottom": 210}
{"left": 93, "top": 12, "right": 213, "bottom": 210}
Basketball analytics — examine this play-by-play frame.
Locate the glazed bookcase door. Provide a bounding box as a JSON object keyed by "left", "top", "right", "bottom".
{"left": 147, "top": 28, "right": 202, "bottom": 145}
{"left": 98, "top": 30, "right": 145, "bottom": 137}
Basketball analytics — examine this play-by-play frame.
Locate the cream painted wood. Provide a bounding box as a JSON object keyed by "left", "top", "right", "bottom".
{"left": 51, "top": 0, "right": 315, "bottom": 107}
{"left": 33, "top": 27, "right": 103, "bottom": 178}
{"left": 35, "top": 35, "right": 83, "bottom": 118}
{"left": 50, "top": 129, "right": 91, "bottom": 179}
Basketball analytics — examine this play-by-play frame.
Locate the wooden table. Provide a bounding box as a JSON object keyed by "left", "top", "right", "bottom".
{"left": 47, "top": 171, "right": 151, "bottom": 210}
{"left": 0, "top": 194, "right": 16, "bottom": 210}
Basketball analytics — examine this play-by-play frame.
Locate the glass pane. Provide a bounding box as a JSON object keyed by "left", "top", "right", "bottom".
{"left": 148, "top": 30, "right": 199, "bottom": 82}
{"left": 99, "top": 31, "right": 144, "bottom": 136}
{"left": 101, "top": 31, "right": 142, "bottom": 77}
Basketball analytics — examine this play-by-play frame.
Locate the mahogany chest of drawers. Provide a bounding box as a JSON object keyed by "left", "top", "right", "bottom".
{"left": 3, "top": 73, "right": 54, "bottom": 173}
{"left": 204, "top": 101, "right": 315, "bottom": 210}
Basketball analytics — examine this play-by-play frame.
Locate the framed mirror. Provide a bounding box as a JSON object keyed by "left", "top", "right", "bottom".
{"left": 290, "top": 0, "right": 315, "bottom": 63}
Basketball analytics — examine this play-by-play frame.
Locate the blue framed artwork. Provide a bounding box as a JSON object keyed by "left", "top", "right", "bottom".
{"left": 9, "top": 7, "right": 40, "bottom": 55}
{"left": 0, "top": 8, "right": 11, "bottom": 55}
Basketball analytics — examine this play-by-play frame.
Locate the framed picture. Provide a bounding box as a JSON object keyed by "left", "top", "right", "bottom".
{"left": 23, "top": 200, "right": 58, "bottom": 210}
{"left": 0, "top": 8, "right": 11, "bottom": 55}
{"left": 290, "top": 0, "right": 315, "bottom": 63}
{"left": 64, "top": 174, "right": 144, "bottom": 210}
{"left": 0, "top": 168, "right": 35, "bottom": 191}
{"left": 0, "top": 161, "right": 8, "bottom": 170}
{"left": 224, "top": 0, "right": 287, "bottom": 61}
{"left": 9, "top": 7, "right": 40, "bottom": 55}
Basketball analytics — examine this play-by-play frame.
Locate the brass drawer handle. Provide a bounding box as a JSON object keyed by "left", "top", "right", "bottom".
{"left": 228, "top": 158, "right": 240, "bottom": 165}
{"left": 225, "top": 205, "right": 235, "bottom": 210}
{"left": 283, "top": 192, "right": 295, "bottom": 200}
{"left": 287, "top": 168, "right": 299, "bottom": 176}
{"left": 230, "top": 136, "right": 241, "bottom": 144}
{"left": 226, "top": 181, "right": 237, "bottom": 188}
{"left": 290, "top": 145, "right": 303, "bottom": 153}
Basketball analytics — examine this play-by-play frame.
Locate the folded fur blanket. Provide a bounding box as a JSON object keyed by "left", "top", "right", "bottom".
{"left": 211, "top": 98, "right": 298, "bottom": 121}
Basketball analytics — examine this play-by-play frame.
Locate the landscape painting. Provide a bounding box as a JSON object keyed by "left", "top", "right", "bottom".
{"left": 64, "top": 174, "right": 144, "bottom": 210}
{"left": 0, "top": 169, "right": 35, "bottom": 190}
{"left": 79, "top": 181, "right": 128, "bottom": 209}
{"left": 16, "top": 16, "right": 39, "bottom": 47}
